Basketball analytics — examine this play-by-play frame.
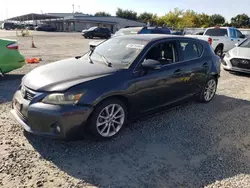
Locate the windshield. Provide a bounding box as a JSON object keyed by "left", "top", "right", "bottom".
{"left": 89, "top": 37, "right": 148, "bottom": 66}
{"left": 88, "top": 27, "right": 97, "bottom": 31}
{"left": 239, "top": 39, "right": 250, "bottom": 48}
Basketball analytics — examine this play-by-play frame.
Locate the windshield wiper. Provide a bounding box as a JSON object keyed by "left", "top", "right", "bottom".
{"left": 95, "top": 52, "right": 112, "bottom": 67}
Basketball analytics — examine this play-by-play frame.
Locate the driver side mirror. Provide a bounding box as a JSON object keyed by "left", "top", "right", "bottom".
{"left": 142, "top": 59, "right": 162, "bottom": 70}
{"left": 240, "top": 34, "right": 246, "bottom": 39}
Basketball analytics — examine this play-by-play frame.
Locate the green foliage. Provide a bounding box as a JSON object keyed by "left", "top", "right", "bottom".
{"left": 138, "top": 12, "right": 153, "bottom": 23}
{"left": 210, "top": 14, "right": 225, "bottom": 26}
{"left": 95, "top": 8, "right": 250, "bottom": 28}
{"left": 116, "top": 8, "right": 137, "bottom": 20}
{"left": 231, "top": 14, "right": 250, "bottom": 28}
{"left": 94, "top": 12, "right": 111, "bottom": 17}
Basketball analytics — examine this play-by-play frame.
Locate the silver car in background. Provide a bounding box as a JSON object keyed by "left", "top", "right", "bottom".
{"left": 223, "top": 38, "right": 250, "bottom": 73}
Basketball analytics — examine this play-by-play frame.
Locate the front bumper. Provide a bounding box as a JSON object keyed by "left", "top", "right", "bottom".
{"left": 222, "top": 56, "right": 250, "bottom": 73}
{"left": 10, "top": 89, "right": 93, "bottom": 139}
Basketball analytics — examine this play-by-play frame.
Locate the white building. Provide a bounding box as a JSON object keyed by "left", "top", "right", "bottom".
{"left": 46, "top": 13, "right": 145, "bottom": 33}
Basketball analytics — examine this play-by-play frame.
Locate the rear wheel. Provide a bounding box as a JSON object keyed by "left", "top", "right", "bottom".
{"left": 88, "top": 99, "right": 128, "bottom": 139}
{"left": 215, "top": 46, "right": 223, "bottom": 57}
{"left": 197, "top": 77, "right": 217, "bottom": 103}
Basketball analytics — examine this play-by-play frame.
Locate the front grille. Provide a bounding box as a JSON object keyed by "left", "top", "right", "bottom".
{"left": 21, "top": 86, "right": 36, "bottom": 101}
{"left": 15, "top": 109, "right": 28, "bottom": 123}
{"left": 25, "top": 90, "right": 35, "bottom": 101}
{"left": 231, "top": 58, "right": 250, "bottom": 69}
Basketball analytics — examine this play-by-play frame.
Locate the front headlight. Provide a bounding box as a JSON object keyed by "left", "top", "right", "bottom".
{"left": 225, "top": 52, "right": 230, "bottom": 58}
{"left": 42, "top": 93, "right": 83, "bottom": 105}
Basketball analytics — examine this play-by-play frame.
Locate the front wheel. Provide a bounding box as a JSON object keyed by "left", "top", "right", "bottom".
{"left": 88, "top": 99, "right": 128, "bottom": 139}
{"left": 197, "top": 77, "right": 217, "bottom": 103}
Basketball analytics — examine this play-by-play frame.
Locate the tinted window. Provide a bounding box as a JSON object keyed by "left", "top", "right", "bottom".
{"left": 145, "top": 41, "right": 177, "bottom": 65}
{"left": 236, "top": 30, "right": 243, "bottom": 38}
{"left": 152, "top": 28, "right": 171, "bottom": 34}
{"left": 179, "top": 40, "right": 203, "bottom": 61}
{"left": 204, "top": 28, "right": 228, "bottom": 36}
{"left": 139, "top": 29, "right": 152, "bottom": 34}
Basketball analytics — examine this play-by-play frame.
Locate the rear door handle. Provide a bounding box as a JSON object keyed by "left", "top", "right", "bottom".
{"left": 174, "top": 69, "right": 182, "bottom": 76}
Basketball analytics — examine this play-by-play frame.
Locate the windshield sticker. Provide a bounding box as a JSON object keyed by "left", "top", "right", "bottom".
{"left": 126, "top": 44, "right": 144, "bottom": 49}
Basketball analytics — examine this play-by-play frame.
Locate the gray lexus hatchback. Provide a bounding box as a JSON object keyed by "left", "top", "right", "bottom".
{"left": 11, "top": 35, "right": 221, "bottom": 140}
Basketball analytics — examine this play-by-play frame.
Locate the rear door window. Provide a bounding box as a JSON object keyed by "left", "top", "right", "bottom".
{"left": 178, "top": 40, "right": 203, "bottom": 61}
{"left": 204, "top": 28, "right": 228, "bottom": 36}
{"left": 236, "top": 30, "right": 243, "bottom": 38}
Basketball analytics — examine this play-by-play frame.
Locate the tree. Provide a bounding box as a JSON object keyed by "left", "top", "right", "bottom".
{"left": 116, "top": 8, "right": 137, "bottom": 20}
{"left": 210, "top": 14, "right": 225, "bottom": 26}
{"left": 138, "top": 12, "right": 153, "bottom": 23}
{"left": 181, "top": 10, "right": 197, "bottom": 28}
{"left": 94, "top": 11, "right": 111, "bottom": 17}
{"left": 160, "top": 8, "right": 183, "bottom": 29}
{"left": 196, "top": 13, "right": 212, "bottom": 28}
{"left": 231, "top": 14, "right": 249, "bottom": 28}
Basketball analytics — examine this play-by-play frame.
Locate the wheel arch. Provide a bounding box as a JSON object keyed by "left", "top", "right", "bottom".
{"left": 92, "top": 95, "right": 131, "bottom": 117}
{"left": 215, "top": 43, "right": 224, "bottom": 52}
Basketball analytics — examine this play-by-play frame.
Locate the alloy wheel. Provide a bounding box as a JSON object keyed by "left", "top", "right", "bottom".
{"left": 96, "top": 104, "right": 125, "bottom": 137}
{"left": 204, "top": 79, "right": 216, "bottom": 101}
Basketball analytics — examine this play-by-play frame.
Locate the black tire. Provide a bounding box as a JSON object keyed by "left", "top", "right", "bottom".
{"left": 215, "top": 46, "right": 223, "bottom": 57}
{"left": 197, "top": 76, "right": 217, "bottom": 103}
{"left": 89, "top": 35, "right": 93, "bottom": 39}
{"left": 88, "top": 99, "right": 128, "bottom": 139}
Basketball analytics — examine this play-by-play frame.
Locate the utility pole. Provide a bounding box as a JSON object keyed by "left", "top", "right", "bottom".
{"left": 72, "top": 4, "right": 75, "bottom": 14}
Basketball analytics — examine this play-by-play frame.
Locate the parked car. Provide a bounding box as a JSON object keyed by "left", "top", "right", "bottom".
{"left": 222, "top": 38, "right": 250, "bottom": 73}
{"left": 11, "top": 35, "right": 220, "bottom": 140}
{"left": 0, "top": 39, "right": 25, "bottom": 75}
{"left": 82, "top": 27, "right": 111, "bottom": 39}
{"left": 186, "top": 27, "right": 246, "bottom": 56}
{"left": 113, "top": 26, "right": 171, "bottom": 38}
{"left": 35, "top": 25, "right": 56, "bottom": 31}
{"left": 89, "top": 26, "right": 172, "bottom": 50}
{"left": 113, "top": 27, "right": 143, "bottom": 37}
{"left": 2, "top": 22, "right": 16, "bottom": 30}
{"left": 25, "top": 24, "right": 36, "bottom": 30}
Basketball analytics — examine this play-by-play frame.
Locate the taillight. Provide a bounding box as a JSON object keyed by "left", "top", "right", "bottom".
{"left": 6, "top": 42, "right": 18, "bottom": 50}
{"left": 208, "top": 38, "right": 212, "bottom": 45}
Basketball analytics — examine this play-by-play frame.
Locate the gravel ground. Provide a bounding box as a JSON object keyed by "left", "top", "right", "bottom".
{"left": 0, "top": 30, "right": 250, "bottom": 188}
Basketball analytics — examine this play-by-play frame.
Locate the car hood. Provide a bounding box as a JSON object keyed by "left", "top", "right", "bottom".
{"left": 23, "top": 58, "right": 118, "bottom": 92}
{"left": 230, "top": 47, "right": 250, "bottom": 59}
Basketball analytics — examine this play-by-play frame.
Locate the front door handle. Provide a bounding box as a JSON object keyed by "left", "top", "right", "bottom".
{"left": 202, "top": 63, "right": 209, "bottom": 69}
{"left": 174, "top": 69, "right": 182, "bottom": 76}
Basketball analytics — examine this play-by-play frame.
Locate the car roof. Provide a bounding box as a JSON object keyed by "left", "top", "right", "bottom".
{"left": 115, "top": 34, "right": 201, "bottom": 42}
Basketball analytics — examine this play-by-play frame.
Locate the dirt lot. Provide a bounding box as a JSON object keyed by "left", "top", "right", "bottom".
{"left": 1, "top": 30, "right": 250, "bottom": 188}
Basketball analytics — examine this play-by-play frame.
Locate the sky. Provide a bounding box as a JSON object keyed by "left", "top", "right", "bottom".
{"left": 1, "top": 0, "right": 250, "bottom": 21}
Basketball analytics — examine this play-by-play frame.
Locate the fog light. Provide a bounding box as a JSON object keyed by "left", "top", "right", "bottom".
{"left": 221, "top": 59, "right": 227, "bottom": 66}
{"left": 56, "top": 125, "right": 61, "bottom": 133}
